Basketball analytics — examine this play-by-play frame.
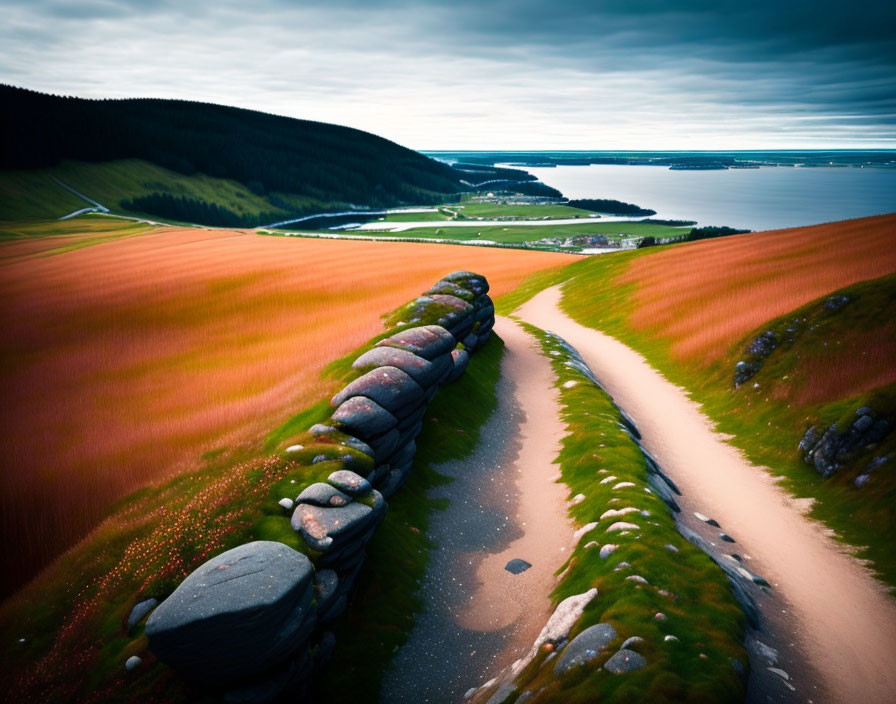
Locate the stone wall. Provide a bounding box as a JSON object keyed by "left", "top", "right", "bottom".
{"left": 143, "top": 271, "right": 496, "bottom": 702}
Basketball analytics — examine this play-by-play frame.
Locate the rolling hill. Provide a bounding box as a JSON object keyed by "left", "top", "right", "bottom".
{"left": 1, "top": 85, "right": 549, "bottom": 225}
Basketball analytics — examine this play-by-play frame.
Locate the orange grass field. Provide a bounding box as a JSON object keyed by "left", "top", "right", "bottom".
{"left": 0, "top": 222, "right": 576, "bottom": 596}
{"left": 619, "top": 213, "right": 896, "bottom": 363}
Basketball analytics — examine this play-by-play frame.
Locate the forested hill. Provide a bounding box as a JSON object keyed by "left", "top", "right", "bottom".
{"left": 0, "top": 85, "right": 468, "bottom": 222}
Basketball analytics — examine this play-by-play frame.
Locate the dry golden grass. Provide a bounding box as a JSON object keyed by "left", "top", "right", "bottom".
{"left": 0, "top": 223, "right": 575, "bottom": 595}
{"left": 619, "top": 213, "right": 896, "bottom": 363}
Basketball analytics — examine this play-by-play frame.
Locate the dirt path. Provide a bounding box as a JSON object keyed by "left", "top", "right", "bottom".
{"left": 381, "top": 317, "right": 574, "bottom": 703}
{"left": 515, "top": 285, "right": 896, "bottom": 704}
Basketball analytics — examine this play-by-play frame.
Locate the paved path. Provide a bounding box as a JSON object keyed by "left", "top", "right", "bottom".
{"left": 381, "top": 317, "right": 573, "bottom": 703}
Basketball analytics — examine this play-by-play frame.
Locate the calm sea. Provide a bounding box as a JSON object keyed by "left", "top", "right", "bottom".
{"left": 523, "top": 164, "right": 896, "bottom": 231}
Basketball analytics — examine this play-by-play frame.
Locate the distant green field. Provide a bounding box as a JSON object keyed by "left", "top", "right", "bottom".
{"left": 381, "top": 202, "right": 595, "bottom": 223}
{"left": 0, "top": 159, "right": 324, "bottom": 222}
{"left": 362, "top": 220, "right": 688, "bottom": 244}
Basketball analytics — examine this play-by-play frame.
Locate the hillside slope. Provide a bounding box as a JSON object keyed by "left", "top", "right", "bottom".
{"left": 549, "top": 213, "right": 896, "bottom": 583}
{"left": 0, "top": 85, "right": 470, "bottom": 222}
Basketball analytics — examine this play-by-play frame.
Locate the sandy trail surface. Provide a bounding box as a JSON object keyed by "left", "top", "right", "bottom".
{"left": 381, "top": 317, "right": 573, "bottom": 703}
{"left": 515, "top": 285, "right": 896, "bottom": 704}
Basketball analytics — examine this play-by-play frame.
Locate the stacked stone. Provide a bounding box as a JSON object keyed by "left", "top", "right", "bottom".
{"left": 145, "top": 271, "right": 495, "bottom": 703}
{"left": 290, "top": 469, "right": 386, "bottom": 620}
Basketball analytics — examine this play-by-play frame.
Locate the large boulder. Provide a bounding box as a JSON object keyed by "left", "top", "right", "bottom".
{"left": 330, "top": 396, "right": 397, "bottom": 440}
{"left": 331, "top": 366, "right": 424, "bottom": 415}
{"left": 376, "top": 325, "right": 456, "bottom": 360}
{"left": 441, "top": 270, "right": 490, "bottom": 296}
{"left": 146, "top": 542, "right": 315, "bottom": 685}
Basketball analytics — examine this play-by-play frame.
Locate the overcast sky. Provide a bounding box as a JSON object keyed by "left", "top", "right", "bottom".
{"left": 3, "top": 0, "right": 895, "bottom": 149}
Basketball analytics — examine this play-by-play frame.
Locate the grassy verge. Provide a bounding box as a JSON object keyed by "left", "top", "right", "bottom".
{"left": 481, "top": 324, "right": 746, "bottom": 704}
{"left": 558, "top": 252, "right": 896, "bottom": 587}
{"left": 314, "top": 334, "right": 505, "bottom": 702}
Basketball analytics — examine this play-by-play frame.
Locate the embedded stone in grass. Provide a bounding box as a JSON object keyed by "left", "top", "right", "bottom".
{"left": 621, "top": 636, "right": 645, "bottom": 651}
{"left": 613, "top": 482, "right": 636, "bottom": 490}
{"left": 600, "top": 507, "right": 640, "bottom": 520}
{"left": 296, "top": 483, "right": 351, "bottom": 508}
{"left": 376, "top": 324, "right": 456, "bottom": 360}
{"left": 125, "top": 655, "right": 142, "bottom": 671}
{"left": 562, "top": 380, "right": 578, "bottom": 388}
{"left": 625, "top": 575, "right": 649, "bottom": 585}
{"left": 584, "top": 541, "right": 599, "bottom": 549}
{"left": 331, "top": 366, "right": 424, "bottom": 414}
{"left": 285, "top": 444, "right": 304, "bottom": 453}
{"left": 599, "top": 475, "right": 617, "bottom": 484}
{"left": 573, "top": 522, "right": 598, "bottom": 542}
{"left": 600, "top": 544, "right": 618, "bottom": 559}
{"left": 327, "top": 470, "right": 372, "bottom": 497}
{"left": 146, "top": 541, "right": 315, "bottom": 685}
{"left": 554, "top": 623, "right": 618, "bottom": 674}
{"left": 278, "top": 497, "right": 295, "bottom": 511}
{"left": 664, "top": 635, "right": 679, "bottom": 642}
{"left": 505, "top": 558, "right": 532, "bottom": 574}
{"left": 604, "top": 649, "right": 647, "bottom": 674}
{"left": 127, "top": 598, "right": 158, "bottom": 631}
{"left": 606, "top": 521, "right": 639, "bottom": 533}
{"left": 571, "top": 493, "right": 586, "bottom": 505}
{"left": 664, "top": 544, "right": 679, "bottom": 553}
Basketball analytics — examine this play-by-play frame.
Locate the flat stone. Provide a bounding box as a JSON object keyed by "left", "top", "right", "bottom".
{"left": 600, "top": 507, "right": 639, "bottom": 520}
{"left": 606, "top": 521, "right": 639, "bottom": 532}
{"left": 331, "top": 396, "right": 397, "bottom": 439}
{"left": 376, "top": 325, "right": 457, "bottom": 360}
{"left": 511, "top": 588, "right": 599, "bottom": 676}
{"left": 284, "top": 444, "right": 304, "bottom": 453}
{"left": 625, "top": 575, "right": 649, "bottom": 584}
{"left": 505, "top": 558, "right": 532, "bottom": 574}
{"left": 599, "top": 475, "right": 618, "bottom": 484}
{"left": 353, "top": 346, "right": 449, "bottom": 388}
{"left": 327, "top": 470, "right": 372, "bottom": 497}
{"left": 291, "top": 502, "right": 374, "bottom": 551}
{"left": 604, "top": 648, "right": 647, "bottom": 674}
{"left": 127, "top": 598, "right": 159, "bottom": 630}
{"left": 331, "top": 366, "right": 424, "bottom": 415}
{"left": 555, "top": 623, "right": 618, "bottom": 674}
{"left": 146, "top": 541, "right": 315, "bottom": 684}
{"left": 613, "top": 482, "right": 636, "bottom": 490}
{"left": 296, "top": 483, "right": 352, "bottom": 508}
